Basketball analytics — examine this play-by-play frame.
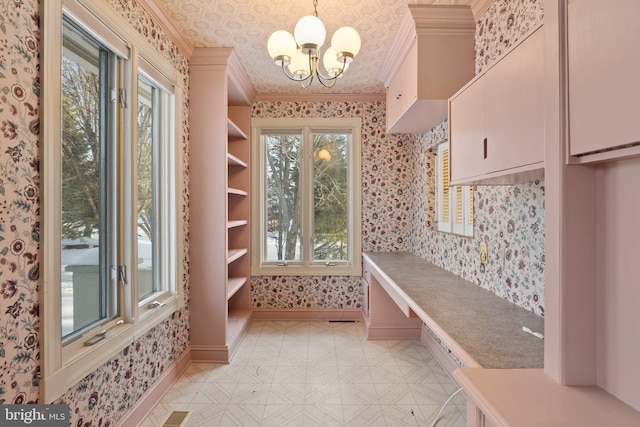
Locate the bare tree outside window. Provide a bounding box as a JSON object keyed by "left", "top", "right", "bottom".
{"left": 265, "top": 134, "right": 302, "bottom": 261}
{"left": 312, "top": 133, "right": 348, "bottom": 261}
{"left": 264, "top": 131, "right": 349, "bottom": 263}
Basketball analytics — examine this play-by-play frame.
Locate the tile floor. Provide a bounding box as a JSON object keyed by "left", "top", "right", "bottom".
{"left": 140, "top": 321, "right": 466, "bottom": 426}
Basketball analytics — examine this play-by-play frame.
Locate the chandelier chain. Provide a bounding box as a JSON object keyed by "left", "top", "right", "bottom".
{"left": 313, "top": 0, "right": 318, "bottom": 17}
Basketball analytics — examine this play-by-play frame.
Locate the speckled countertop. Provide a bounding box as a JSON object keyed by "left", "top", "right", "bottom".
{"left": 364, "top": 252, "right": 544, "bottom": 369}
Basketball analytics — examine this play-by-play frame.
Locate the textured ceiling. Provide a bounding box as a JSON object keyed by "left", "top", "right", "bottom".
{"left": 154, "top": 0, "right": 472, "bottom": 95}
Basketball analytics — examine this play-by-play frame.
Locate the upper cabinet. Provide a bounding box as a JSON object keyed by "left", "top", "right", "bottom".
{"left": 449, "top": 25, "right": 545, "bottom": 185}
{"left": 378, "top": 5, "right": 475, "bottom": 134}
{"left": 567, "top": 0, "right": 640, "bottom": 163}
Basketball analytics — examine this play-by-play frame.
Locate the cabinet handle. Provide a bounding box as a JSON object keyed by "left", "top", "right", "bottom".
{"left": 483, "top": 138, "right": 488, "bottom": 159}
{"left": 396, "top": 93, "right": 402, "bottom": 100}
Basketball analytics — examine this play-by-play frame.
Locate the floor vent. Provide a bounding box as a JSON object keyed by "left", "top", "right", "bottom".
{"left": 162, "top": 411, "right": 190, "bottom": 427}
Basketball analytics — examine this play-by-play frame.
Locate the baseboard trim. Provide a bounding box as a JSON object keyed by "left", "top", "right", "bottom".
{"left": 251, "top": 308, "right": 363, "bottom": 322}
{"left": 115, "top": 347, "right": 191, "bottom": 427}
{"left": 190, "top": 345, "right": 230, "bottom": 363}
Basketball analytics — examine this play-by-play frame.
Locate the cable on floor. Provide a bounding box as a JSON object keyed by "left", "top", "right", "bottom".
{"left": 428, "top": 387, "right": 464, "bottom": 427}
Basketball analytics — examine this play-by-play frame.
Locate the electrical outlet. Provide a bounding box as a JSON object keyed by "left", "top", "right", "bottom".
{"left": 479, "top": 242, "right": 488, "bottom": 265}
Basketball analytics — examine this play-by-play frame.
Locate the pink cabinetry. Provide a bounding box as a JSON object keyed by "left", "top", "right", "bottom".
{"left": 189, "top": 48, "right": 255, "bottom": 363}
{"left": 385, "top": 42, "right": 418, "bottom": 130}
{"left": 378, "top": 4, "right": 475, "bottom": 134}
{"left": 458, "top": 3, "right": 640, "bottom": 425}
{"left": 449, "top": 25, "right": 544, "bottom": 185}
{"left": 361, "top": 256, "right": 422, "bottom": 340}
{"left": 567, "top": 0, "right": 640, "bottom": 160}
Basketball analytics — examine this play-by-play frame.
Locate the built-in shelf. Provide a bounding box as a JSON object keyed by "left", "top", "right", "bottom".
{"left": 227, "top": 187, "right": 248, "bottom": 197}
{"left": 227, "top": 307, "right": 252, "bottom": 356}
{"left": 227, "top": 118, "right": 248, "bottom": 141}
{"left": 227, "top": 153, "right": 247, "bottom": 168}
{"left": 226, "top": 277, "right": 248, "bottom": 300}
{"left": 227, "top": 248, "right": 248, "bottom": 264}
{"left": 227, "top": 220, "right": 248, "bottom": 229}
{"left": 190, "top": 48, "right": 253, "bottom": 364}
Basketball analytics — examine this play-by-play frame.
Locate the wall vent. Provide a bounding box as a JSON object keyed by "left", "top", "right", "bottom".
{"left": 162, "top": 411, "right": 190, "bottom": 427}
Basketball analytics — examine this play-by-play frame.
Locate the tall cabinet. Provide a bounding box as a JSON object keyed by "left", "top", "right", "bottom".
{"left": 189, "top": 48, "right": 256, "bottom": 362}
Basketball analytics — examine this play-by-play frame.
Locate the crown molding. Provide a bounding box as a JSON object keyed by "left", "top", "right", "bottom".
{"left": 139, "top": 0, "right": 194, "bottom": 59}
{"left": 190, "top": 47, "right": 256, "bottom": 106}
{"left": 471, "top": 0, "right": 493, "bottom": 20}
{"left": 254, "top": 93, "right": 385, "bottom": 103}
{"left": 376, "top": 5, "right": 475, "bottom": 87}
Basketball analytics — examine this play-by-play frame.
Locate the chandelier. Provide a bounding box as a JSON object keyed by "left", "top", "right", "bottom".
{"left": 267, "top": 0, "right": 361, "bottom": 89}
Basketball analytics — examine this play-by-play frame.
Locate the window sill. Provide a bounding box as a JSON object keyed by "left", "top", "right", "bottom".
{"left": 134, "top": 293, "right": 183, "bottom": 340}
{"left": 252, "top": 264, "right": 362, "bottom": 277}
{"left": 41, "top": 294, "right": 183, "bottom": 403}
{"left": 42, "top": 322, "right": 132, "bottom": 402}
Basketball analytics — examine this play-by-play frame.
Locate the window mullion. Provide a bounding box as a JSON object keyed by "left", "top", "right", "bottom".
{"left": 302, "top": 126, "right": 313, "bottom": 267}
{"left": 104, "top": 47, "right": 120, "bottom": 321}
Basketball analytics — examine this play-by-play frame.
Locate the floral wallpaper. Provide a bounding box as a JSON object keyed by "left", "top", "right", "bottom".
{"left": 55, "top": 311, "right": 189, "bottom": 426}
{"left": 0, "top": 0, "right": 42, "bottom": 406}
{"left": 0, "top": 0, "right": 191, "bottom": 425}
{"left": 475, "top": 0, "right": 544, "bottom": 74}
{"left": 408, "top": 121, "right": 546, "bottom": 317}
{"left": 250, "top": 101, "right": 414, "bottom": 309}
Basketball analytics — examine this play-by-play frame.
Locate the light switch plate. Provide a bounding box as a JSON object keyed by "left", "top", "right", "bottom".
{"left": 479, "top": 242, "right": 488, "bottom": 265}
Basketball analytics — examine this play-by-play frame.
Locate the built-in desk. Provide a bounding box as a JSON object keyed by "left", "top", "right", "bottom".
{"left": 362, "top": 252, "right": 544, "bottom": 372}
{"left": 363, "top": 252, "right": 640, "bottom": 427}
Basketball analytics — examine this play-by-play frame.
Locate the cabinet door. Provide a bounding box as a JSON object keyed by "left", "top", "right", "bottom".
{"left": 386, "top": 41, "right": 418, "bottom": 131}
{"left": 484, "top": 27, "right": 544, "bottom": 173}
{"left": 450, "top": 78, "right": 486, "bottom": 182}
{"left": 568, "top": 0, "right": 640, "bottom": 156}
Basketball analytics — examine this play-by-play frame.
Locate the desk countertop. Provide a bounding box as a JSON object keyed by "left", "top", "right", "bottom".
{"left": 363, "top": 251, "right": 544, "bottom": 369}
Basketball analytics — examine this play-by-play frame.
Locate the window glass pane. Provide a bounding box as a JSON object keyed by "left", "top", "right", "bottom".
{"left": 264, "top": 134, "right": 302, "bottom": 262}
{"left": 312, "top": 132, "right": 349, "bottom": 261}
{"left": 61, "top": 20, "right": 115, "bottom": 338}
{"left": 137, "top": 75, "right": 157, "bottom": 301}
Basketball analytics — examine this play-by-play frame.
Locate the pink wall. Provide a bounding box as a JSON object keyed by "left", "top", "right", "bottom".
{"left": 596, "top": 157, "right": 640, "bottom": 410}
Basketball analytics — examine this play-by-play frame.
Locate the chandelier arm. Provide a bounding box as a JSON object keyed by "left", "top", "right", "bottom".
{"left": 315, "top": 58, "right": 347, "bottom": 81}
{"left": 301, "top": 74, "right": 314, "bottom": 89}
{"left": 316, "top": 74, "right": 338, "bottom": 88}
{"left": 280, "top": 61, "right": 312, "bottom": 83}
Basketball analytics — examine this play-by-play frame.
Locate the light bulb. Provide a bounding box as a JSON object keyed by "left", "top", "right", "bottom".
{"left": 331, "top": 26, "right": 361, "bottom": 63}
{"left": 268, "top": 30, "right": 297, "bottom": 66}
{"left": 323, "top": 47, "right": 348, "bottom": 78}
{"left": 288, "top": 48, "right": 310, "bottom": 81}
{"left": 294, "top": 15, "right": 326, "bottom": 54}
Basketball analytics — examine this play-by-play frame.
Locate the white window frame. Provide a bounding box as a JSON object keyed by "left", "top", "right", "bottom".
{"left": 251, "top": 117, "right": 362, "bottom": 276}
{"left": 437, "top": 141, "right": 473, "bottom": 237}
{"left": 41, "top": 0, "right": 184, "bottom": 402}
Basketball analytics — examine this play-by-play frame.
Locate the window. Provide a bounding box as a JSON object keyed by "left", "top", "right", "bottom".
{"left": 135, "top": 66, "right": 178, "bottom": 308}
{"left": 437, "top": 141, "right": 473, "bottom": 237}
{"left": 42, "top": 0, "right": 184, "bottom": 402}
{"left": 61, "top": 18, "right": 120, "bottom": 341}
{"left": 252, "top": 118, "right": 362, "bottom": 276}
